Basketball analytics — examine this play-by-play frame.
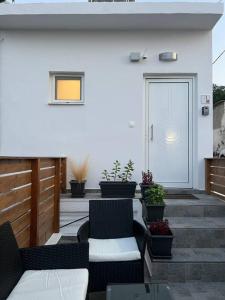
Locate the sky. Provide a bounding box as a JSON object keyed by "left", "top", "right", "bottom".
{"left": 12, "top": 0, "right": 225, "bottom": 86}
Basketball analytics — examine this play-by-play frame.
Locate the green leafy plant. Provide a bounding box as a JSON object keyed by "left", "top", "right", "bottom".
{"left": 145, "top": 184, "right": 165, "bottom": 206}
{"left": 110, "top": 160, "right": 121, "bottom": 181}
{"left": 213, "top": 84, "right": 225, "bottom": 104}
{"left": 102, "top": 169, "right": 110, "bottom": 181}
{"left": 102, "top": 160, "right": 134, "bottom": 182}
{"left": 119, "top": 160, "right": 134, "bottom": 182}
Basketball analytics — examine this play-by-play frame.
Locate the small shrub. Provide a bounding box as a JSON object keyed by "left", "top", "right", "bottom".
{"left": 149, "top": 220, "right": 171, "bottom": 236}
{"left": 145, "top": 184, "right": 165, "bottom": 206}
{"left": 71, "top": 157, "right": 89, "bottom": 183}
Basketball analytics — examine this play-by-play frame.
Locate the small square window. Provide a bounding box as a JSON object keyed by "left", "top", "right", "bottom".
{"left": 50, "top": 73, "right": 84, "bottom": 104}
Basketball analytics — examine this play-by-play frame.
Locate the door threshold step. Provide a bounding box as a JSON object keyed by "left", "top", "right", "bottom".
{"left": 165, "top": 189, "right": 205, "bottom": 194}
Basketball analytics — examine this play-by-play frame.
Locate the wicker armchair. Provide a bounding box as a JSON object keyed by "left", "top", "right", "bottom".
{"left": 0, "top": 222, "right": 89, "bottom": 300}
{"left": 77, "top": 199, "right": 147, "bottom": 292}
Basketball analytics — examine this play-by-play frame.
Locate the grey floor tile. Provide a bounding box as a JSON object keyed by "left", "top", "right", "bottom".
{"left": 58, "top": 236, "right": 78, "bottom": 244}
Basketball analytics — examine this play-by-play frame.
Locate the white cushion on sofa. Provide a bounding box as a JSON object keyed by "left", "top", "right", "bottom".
{"left": 89, "top": 237, "right": 141, "bottom": 262}
{"left": 7, "top": 269, "right": 88, "bottom": 300}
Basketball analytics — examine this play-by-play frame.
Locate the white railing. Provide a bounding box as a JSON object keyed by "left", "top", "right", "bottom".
{"left": 6, "top": 0, "right": 224, "bottom": 3}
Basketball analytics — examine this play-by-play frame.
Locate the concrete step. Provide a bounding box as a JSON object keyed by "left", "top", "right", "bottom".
{"left": 164, "top": 195, "right": 225, "bottom": 218}
{"left": 168, "top": 217, "right": 225, "bottom": 248}
{"left": 151, "top": 248, "right": 225, "bottom": 282}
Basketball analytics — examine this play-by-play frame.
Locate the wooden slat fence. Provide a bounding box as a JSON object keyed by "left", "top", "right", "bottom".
{"left": 205, "top": 158, "right": 225, "bottom": 200}
{"left": 0, "top": 157, "right": 67, "bottom": 247}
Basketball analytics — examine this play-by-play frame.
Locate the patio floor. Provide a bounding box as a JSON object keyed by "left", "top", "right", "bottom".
{"left": 59, "top": 234, "right": 225, "bottom": 300}
{"left": 59, "top": 192, "right": 225, "bottom": 299}
{"left": 88, "top": 282, "right": 225, "bottom": 300}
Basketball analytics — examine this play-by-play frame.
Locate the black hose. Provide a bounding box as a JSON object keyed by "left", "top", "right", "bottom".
{"left": 60, "top": 215, "right": 89, "bottom": 229}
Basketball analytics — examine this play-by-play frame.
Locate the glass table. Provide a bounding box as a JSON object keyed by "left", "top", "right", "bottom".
{"left": 106, "top": 283, "right": 174, "bottom": 300}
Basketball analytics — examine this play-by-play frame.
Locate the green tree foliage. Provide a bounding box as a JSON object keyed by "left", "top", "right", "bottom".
{"left": 213, "top": 84, "right": 225, "bottom": 104}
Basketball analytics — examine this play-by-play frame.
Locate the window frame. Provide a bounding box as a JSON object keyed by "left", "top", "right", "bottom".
{"left": 49, "top": 72, "right": 85, "bottom": 105}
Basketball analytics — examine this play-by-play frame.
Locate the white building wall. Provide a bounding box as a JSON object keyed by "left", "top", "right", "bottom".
{"left": 0, "top": 30, "right": 212, "bottom": 190}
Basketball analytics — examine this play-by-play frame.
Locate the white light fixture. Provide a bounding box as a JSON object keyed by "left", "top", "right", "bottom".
{"left": 159, "top": 52, "right": 178, "bottom": 62}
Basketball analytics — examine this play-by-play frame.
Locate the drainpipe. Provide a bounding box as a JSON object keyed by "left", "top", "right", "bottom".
{"left": 0, "top": 34, "right": 5, "bottom": 154}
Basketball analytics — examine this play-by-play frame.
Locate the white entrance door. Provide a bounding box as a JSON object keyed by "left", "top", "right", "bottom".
{"left": 145, "top": 78, "right": 193, "bottom": 188}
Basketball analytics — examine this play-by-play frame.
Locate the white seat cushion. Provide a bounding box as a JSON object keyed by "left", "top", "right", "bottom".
{"left": 89, "top": 237, "right": 141, "bottom": 262}
{"left": 7, "top": 269, "right": 88, "bottom": 300}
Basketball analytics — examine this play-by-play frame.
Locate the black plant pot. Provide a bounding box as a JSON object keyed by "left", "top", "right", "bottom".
{"left": 139, "top": 183, "right": 154, "bottom": 199}
{"left": 99, "top": 181, "right": 137, "bottom": 198}
{"left": 145, "top": 203, "right": 165, "bottom": 222}
{"left": 147, "top": 230, "right": 173, "bottom": 259}
{"left": 70, "top": 180, "right": 86, "bottom": 198}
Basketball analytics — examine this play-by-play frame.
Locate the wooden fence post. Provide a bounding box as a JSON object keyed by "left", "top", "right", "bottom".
{"left": 205, "top": 159, "right": 211, "bottom": 195}
{"left": 30, "top": 159, "right": 40, "bottom": 246}
{"left": 54, "top": 159, "right": 61, "bottom": 233}
{"left": 61, "top": 157, "right": 67, "bottom": 193}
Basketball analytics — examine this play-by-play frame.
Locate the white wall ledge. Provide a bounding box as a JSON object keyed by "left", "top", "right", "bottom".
{"left": 0, "top": 2, "right": 223, "bottom": 30}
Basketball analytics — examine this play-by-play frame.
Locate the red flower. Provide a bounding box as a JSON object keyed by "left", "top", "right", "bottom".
{"left": 149, "top": 220, "right": 171, "bottom": 235}
{"left": 142, "top": 170, "right": 153, "bottom": 185}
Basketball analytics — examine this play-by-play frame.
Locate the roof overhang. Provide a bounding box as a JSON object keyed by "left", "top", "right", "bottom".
{"left": 0, "top": 2, "right": 223, "bottom": 30}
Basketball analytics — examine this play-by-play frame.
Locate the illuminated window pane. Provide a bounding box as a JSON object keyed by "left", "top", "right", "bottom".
{"left": 56, "top": 78, "right": 81, "bottom": 101}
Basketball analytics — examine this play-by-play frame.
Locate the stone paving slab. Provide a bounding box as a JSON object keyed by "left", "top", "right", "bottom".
{"left": 151, "top": 261, "right": 225, "bottom": 282}
{"left": 165, "top": 204, "right": 225, "bottom": 218}
{"left": 168, "top": 217, "right": 225, "bottom": 229}
{"left": 171, "top": 228, "right": 225, "bottom": 248}
{"left": 169, "top": 282, "right": 225, "bottom": 300}
{"left": 90, "top": 283, "right": 225, "bottom": 300}
{"left": 165, "top": 194, "right": 225, "bottom": 206}
{"left": 153, "top": 248, "right": 225, "bottom": 263}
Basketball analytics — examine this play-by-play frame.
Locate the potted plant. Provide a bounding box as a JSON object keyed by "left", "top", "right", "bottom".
{"left": 144, "top": 184, "right": 165, "bottom": 222}
{"left": 147, "top": 220, "right": 173, "bottom": 259}
{"left": 139, "top": 170, "right": 154, "bottom": 199}
{"left": 70, "top": 158, "right": 89, "bottom": 198}
{"left": 99, "top": 160, "right": 137, "bottom": 198}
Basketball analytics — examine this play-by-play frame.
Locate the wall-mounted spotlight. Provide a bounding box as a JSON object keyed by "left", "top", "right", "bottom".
{"left": 129, "top": 52, "right": 141, "bottom": 62}
{"left": 129, "top": 50, "right": 148, "bottom": 62}
{"left": 159, "top": 52, "right": 178, "bottom": 62}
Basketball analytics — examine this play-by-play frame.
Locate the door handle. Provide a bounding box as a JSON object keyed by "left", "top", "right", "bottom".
{"left": 150, "top": 124, "right": 153, "bottom": 141}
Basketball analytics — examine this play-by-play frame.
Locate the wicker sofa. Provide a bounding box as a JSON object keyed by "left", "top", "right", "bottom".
{"left": 0, "top": 222, "right": 89, "bottom": 300}
{"left": 77, "top": 199, "right": 147, "bottom": 292}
